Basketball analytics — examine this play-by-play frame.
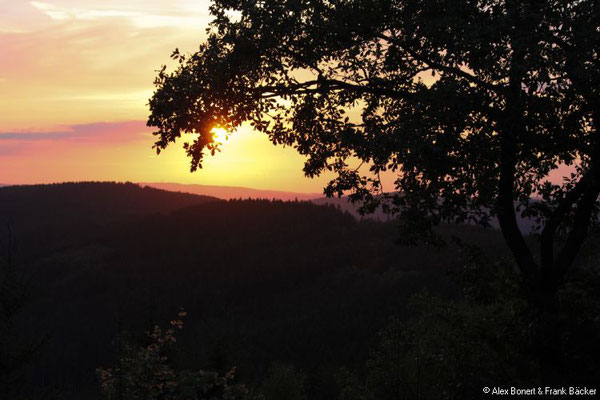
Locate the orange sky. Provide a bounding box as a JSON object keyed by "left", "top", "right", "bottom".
{"left": 0, "top": 0, "right": 338, "bottom": 192}
{"left": 1, "top": 1, "right": 573, "bottom": 194}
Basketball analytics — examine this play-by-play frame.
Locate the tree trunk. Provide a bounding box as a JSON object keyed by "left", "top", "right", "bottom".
{"left": 531, "top": 285, "right": 564, "bottom": 386}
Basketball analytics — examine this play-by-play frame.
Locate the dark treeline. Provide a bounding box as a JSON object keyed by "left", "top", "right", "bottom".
{"left": 1, "top": 182, "right": 597, "bottom": 399}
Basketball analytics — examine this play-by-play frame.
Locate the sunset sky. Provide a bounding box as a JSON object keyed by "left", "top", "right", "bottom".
{"left": 0, "top": 0, "right": 335, "bottom": 192}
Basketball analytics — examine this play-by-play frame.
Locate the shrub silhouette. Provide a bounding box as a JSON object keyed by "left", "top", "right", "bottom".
{"left": 339, "top": 242, "right": 600, "bottom": 399}
{"left": 260, "top": 362, "right": 307, "bottom": 400}
{"left": 97, "top": 309, "right": 250, "bottom": 400}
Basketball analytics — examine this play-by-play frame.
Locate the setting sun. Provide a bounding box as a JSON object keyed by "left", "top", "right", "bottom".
{"left": 211, "top": 127, "right": 229, "bottom": 143}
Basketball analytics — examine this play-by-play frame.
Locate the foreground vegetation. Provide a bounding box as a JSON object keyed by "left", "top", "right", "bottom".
{"left": 1, "top": 182, "right": 598, "bottom": 399}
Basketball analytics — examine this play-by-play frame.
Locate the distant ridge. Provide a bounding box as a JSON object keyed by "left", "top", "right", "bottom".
{"left": 0, "top": 181, "right": 218, "bottom": 230}
{"left": 140, "top": 182, "right": 399, "bottom": 222}
{"left": 141, "top": 182, "right": 322, "bottom": 201}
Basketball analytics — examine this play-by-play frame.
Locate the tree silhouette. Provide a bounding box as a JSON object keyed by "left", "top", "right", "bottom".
{"left": 97, "top": 309, "right": 250, "bottom": 400}
{"left": 148, "top": 0, "right": 598, "bottom": 379}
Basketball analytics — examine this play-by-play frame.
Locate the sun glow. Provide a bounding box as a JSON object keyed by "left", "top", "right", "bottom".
{"left": 211, "top": 127, "right": 229, "bottom": 143}
{"left": 0, "top": 0, "right": 336, "bottom": 192}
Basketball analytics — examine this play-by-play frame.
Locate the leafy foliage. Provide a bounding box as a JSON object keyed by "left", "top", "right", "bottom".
{"left": 338, "top": 242, "right": 600, "bottom": 399}
{"left": 259, "top": 362, "right": 307, "bottom": 400}
{"left": 365, "top": 295, "right": 531, "bottom": 399}
{"left": 362, "top": 251, "right": 532, "bottom": 399}
{"left": 97, "top": 309, "right": 250, "bottom": 400}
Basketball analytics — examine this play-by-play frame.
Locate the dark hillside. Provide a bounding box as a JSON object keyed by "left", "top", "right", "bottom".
{"left": 0, "top": 182, "right": 217, "bottom": 225}
{"left": 1, "top": 183, "right": 507, "bottom": 399}
{"left": 0, "top": 182, "right": 218, "bottom": 258}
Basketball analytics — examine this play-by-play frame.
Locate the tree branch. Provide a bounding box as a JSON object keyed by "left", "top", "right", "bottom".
{"left": 377, "top": 34, "right": 505, "bottom": 94}
{"left": 549, "top": 109, "right": 600, "bottom": 288}
{"left": 540, "top": 173, "right": 589, "bottom": 272}
{"left": 496, "top": 29, "right": 539, "bottom": 283}
{"left": 252, "top": 78, "right": 416, "bottom": 101}
{"left": 551, "top": 177, "right": 600, "bottom": 286}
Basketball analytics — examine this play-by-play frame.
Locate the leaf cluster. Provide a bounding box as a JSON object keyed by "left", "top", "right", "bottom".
{"left": 148, "top": 0, "right": 600, "bottom": 237}
{"left": 97, "top": 309, "right": 250, "bottom": 400}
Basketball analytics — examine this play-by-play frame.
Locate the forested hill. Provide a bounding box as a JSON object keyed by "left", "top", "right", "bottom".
{"left": 0, "top": 181, "right": 218, "bottom": 226}
{"left": 0, "top": 182, "right": 218, "bottom": 257}
{"left": 0, "top": 182, "right": 506, "bottom": 399}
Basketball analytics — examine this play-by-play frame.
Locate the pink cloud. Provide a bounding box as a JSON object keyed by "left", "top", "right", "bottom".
{"left": 0, "top": 120, "right": 150, "bottom": 149}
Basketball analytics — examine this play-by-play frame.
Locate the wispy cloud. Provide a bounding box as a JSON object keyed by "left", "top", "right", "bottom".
{"left": 29, "top": 1, "right": 211, "bottom": 29}
{"left": 0, "top": 120, "right": 149, "bottom": 143}
{"left": 0, "top": 1, "right": 212, "bottom": 129}
{"left": 0, "top": 1, "right": 326, "bottom": 189}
